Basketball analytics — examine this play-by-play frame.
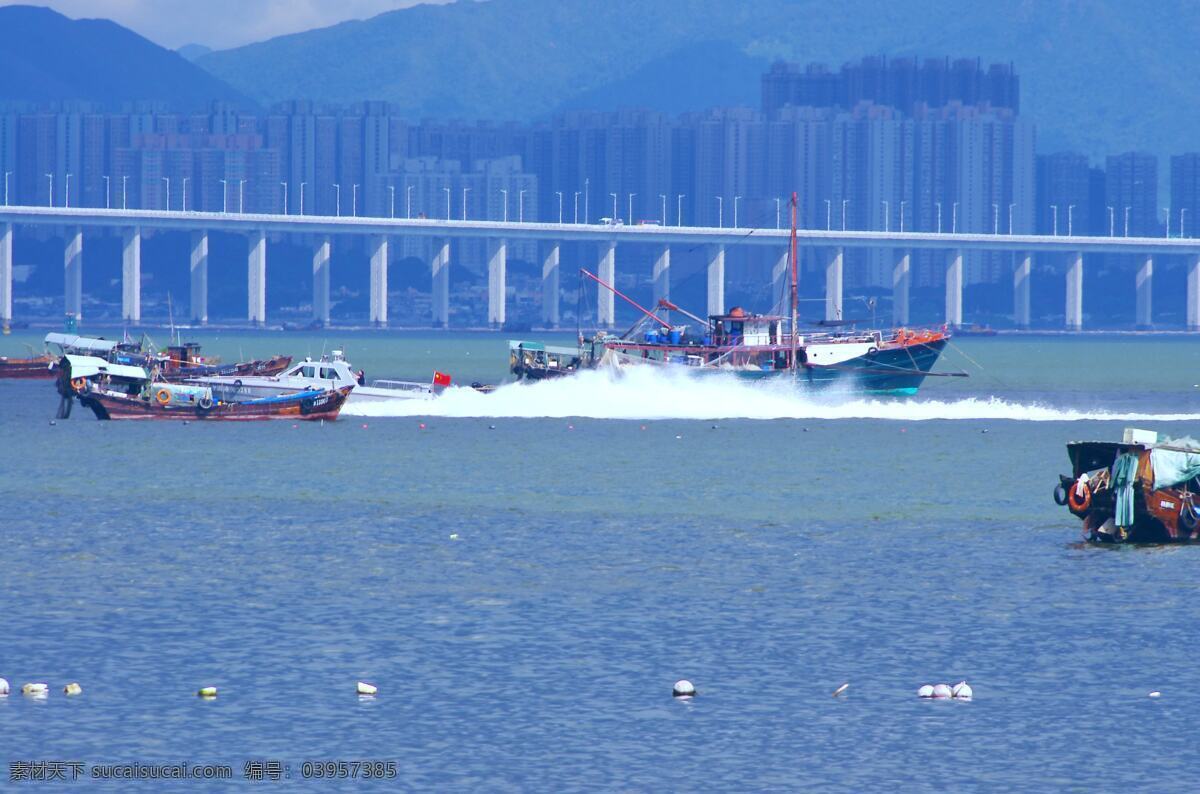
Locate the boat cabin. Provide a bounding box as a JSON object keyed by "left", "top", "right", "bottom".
{"left": 283, "top": 356, "right": 360, "bottom": 386}
{"left": 709, "top": 307, "right": 786, "bottom": 347}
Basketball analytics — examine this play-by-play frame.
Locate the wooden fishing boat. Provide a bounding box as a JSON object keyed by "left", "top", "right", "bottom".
{"left": 0, "top": 353, "right": 56, "bottom": 379}
{"left": 1055, "top": 428, "right": 1200, "bottom": 543}
{"left": 54, "top": 354, "right": 349, "bottom": 421}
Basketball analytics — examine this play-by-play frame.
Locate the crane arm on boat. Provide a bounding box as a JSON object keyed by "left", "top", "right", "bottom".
{"left": 579, "top": 268, "right": 671, "bottom": 330}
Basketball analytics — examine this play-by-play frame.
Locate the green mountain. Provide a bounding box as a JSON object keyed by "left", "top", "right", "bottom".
{"left": 0, "top": 5, "right": 249, "bottom": 108}
{"left": 196, "top": 0, "right": 1200, "bottom": 161}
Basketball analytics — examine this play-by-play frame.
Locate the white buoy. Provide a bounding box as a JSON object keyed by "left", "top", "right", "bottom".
{"left": 672, "top": 680, "right": 695, "bottom": 698}
{"left": 917, "top": 685, "right": 935, "bottom": 698}
{"left": 952, "top": 681, "right": 973, "bottom": 700}
{"left": 63, "top": 682, "right": 82, "bottom": 696}
{"left": 931, "top": 683, "right": 952, "bottom": 699}
{"left": 356, "top": 681, "right": 377, "bottom": 696}
{"left": 0, "top": 677, "right": 9, "bottom": 695}
{"left": 197, "top": 686, "right": 217, "bottom": 698}
{"left": 1149, "top": 691, "right": 1162, "bottom": 698}
{"left": 22, "top": 682, "right": 48, "bottom": 697}
{"left": 832, "top": 683, "right": 849, "bottom": 697}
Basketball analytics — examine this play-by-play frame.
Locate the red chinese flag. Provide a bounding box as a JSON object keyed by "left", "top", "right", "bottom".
{"left": 433, "top": 371, "right": 452, "bottom": 387}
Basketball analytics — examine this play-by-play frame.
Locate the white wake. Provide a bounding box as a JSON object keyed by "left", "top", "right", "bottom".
{"left": 342, "top": 367, "right": 1200, "bottom": 422}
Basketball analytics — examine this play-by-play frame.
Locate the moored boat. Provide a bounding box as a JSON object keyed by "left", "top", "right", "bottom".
{"left": 1055, "top": 428, "right": 1200, "bottom": 543}
{"left": 54, "top": 354, "right": 349, "bottom": 421}
{"left": 0, "top": 353, "right": 55, "bottom": 379}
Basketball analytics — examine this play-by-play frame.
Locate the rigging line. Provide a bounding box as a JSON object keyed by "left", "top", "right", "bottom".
{"left": 943, "top": 337, "right": 1009, "bottom": 390}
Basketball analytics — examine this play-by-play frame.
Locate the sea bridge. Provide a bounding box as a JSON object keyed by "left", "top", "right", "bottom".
{"left": 1, "top": 205, "right": 1197, "bottom": 330}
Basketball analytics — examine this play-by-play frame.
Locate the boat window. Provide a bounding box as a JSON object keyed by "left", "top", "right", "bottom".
{"left": 320, "top": 367, "right": 339, "bottom": 380}
{"left": 301, "top": 365, "right": 316, "bottom": 378}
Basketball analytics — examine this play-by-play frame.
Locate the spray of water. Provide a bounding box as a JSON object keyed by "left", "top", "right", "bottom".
{"left": 342, "top": 366, "right": 1200, "bottom": 422}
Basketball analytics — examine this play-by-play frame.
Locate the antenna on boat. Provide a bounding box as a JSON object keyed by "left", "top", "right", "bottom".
{"left": 790, "top": 191, "right": 800, "bottom": 376}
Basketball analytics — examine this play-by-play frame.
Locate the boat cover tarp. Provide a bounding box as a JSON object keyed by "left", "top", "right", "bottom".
{"left": 1151, "top": 438, "right": 1200, "bottom": 490}
{"left": 1112, "top": 453, "right": 1140, "bottom": 528}
{"left": 240, "top": 389, "right": 325, "bottom": 405}
{"left": 63, "top": 354, "right": 148, "bottom": 381}
{"left": 45, "top": 333, "right": 118, "bottom": 355}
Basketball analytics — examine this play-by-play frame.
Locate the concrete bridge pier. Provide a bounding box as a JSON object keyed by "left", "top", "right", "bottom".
{"left": 65, "top": 227, "right": 82, "bottom": 323}
{"left": 944, "top": 249, "right": 963, "bottom": 327}
{"left": 892, "top": 249, "right": 910, "bottom": 326}
{"left": 824, "top": 247, "right": 843, "bottom": 321}
{"left": 487, "top": 238, "right": 507, "bottom": 328}
{"left": 771, "top": 247, "right": 789, "bottom": 313}
{"left": 369, "top": 234, "right": 388, "bottom": 327}
{"left": 121, "top": 226, "right": 141, "bottom": 323}
{"left": 653, "top": 244, "right": 671, "bottom": 304}
{"left": 1136, "top": 253, "right": 1153, "bottom": 329}
{"left": 1188, "top": 254, "right": 1200, "bottom": 331}
{"left": 597, "top": 240, "right": 615, "bottom": 327}
{"left": 190, "top": 231, "right": 208, "bottom": 324}
{"left": 542, "top": 242, "right": 560, "bottom": 328}
{"left": 248, "top": 229, "right": 266, "bottom": 326}
{"left": 1065, "top": 251, "right": 1083, "bottom": 330}
{"left": 432, "top": 238, "right": 450, "bottom": 327}
{"left": 1013, "top": 252, "right": 1031, "bottom": 329}
{"left": 707, "top": 243, "right": 725, "bottom": 317}
{"left": 0, "top": 222, "right": 12, "bottom": 323}
{"left": 312, "top": 235, "right": 330, "bottom": 325}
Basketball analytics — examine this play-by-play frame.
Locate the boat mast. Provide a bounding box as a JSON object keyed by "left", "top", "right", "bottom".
{"left": 790, "top": 191, "right": 799, "bottom": 373}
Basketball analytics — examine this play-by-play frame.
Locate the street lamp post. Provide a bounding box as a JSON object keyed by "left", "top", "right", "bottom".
{"left": 352, "top": 184, "right": 359, "bottom": 216}
{"left": 388, "top": 185, "right": 395, "bottom": 219}
{"left": 584, "top": 178, "right": 589, "bottom": 223}
{"left": 220, "top": 179, "right": 228, "bottom": 213}
{"left": 406, "top": 184, "right": 413, "bottom": 219}
{"left": 677, "top": 194, "right": 684, "bottom": 226}
{"left": 443, "top": 186, "right": 450, "bottom": 220}
{"left": 626, "top": 192, "right": 635, "bottom": 225}
{"left": 1165, "top": 207, "right": 1171, "bottom": 238}
{"left": 951, "top": 202, "right": 958, "bottom": 233}
{"left": 733, "top": 196, "right": 741, "bottom": 228}
{"left": 935, "top": 201, "right": 942, "bottom": 233}
{"left": 300, "top": 182, "right": 306, "bottom": 215}
{"left": 1124, "top": 206, "right": 1131, "bottom": 237}
{"left": 501, "top": 188, "right": 508, "bottom": 222}
{"left": 1108, "top": 206, "right": 1114, "bottom": 237}
{"left": 1051, "top": 205, "right": 1059, "bottom": 236}
{"left": 281, "top": 181, "right": 288, "bottom": 215}
{"left": 775, "top": 197, "right": 781, "bottom": 229}
{"left": 1068, "top": 204, "right": 1075, "bottom": 236}
{"left": 102, "top": 175, "right": 110, "bottom": 209}
{"left": 182, "top": 177, "right": 189, "bottom": 212}
{"left": 716, "top": 196, "right": 723, "bottom": 228}
{"left": 557, "top": 191, "right": 564, "bottom": 224}
{"left": 162, "top": 176, "right": 170, "bottom": 210}
{"left": 1008, "top": 203, "right": 1015, "bottom": 234}
{"left": 238, "top": 179, "right": 245, "bottom": 213}
{"left": 883, "top": 200, "right": 890, "bottom": 232}
{"left": 573, "top": 192, "right": 580, "bottom": 224}
{"left": 826, "top": 199, "right": 832, "bottom": 231}
{"left": 900, "top": 200, "right": 908, "bottom": 233}
{"left": 121, "top": 176, "right": 128, "bottom": 210}
{"left": 45, "top": 173, "right": 53, "bottom": 207}
{"left": 1183, "top": 208, "right": 1189, "bottom": 238}
{"left": 841, "top": 199, "right": 849, "bottom": 231}
{"left": 659, "top": 193, "right": 666, "bottom": 225}
{"left": 610, "top": 192, "right": 618, "bottom": 221}
{"left": 333, "top": 183, "right": 341, "bottom": 216}
{"left": 462, "top": 187, "right": 470, "bottom": 220}
{"left": 519, "top": 189, "right": 527, "bottom": 222}
{"left": 65, "top": 173, "right": 71, "bottom": 208}
{"left": 992, "top": 202, "right": 998, "bottom": 234}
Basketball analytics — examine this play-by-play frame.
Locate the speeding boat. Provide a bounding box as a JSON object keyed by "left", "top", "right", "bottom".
{"left": 183, "top": 350, "right": 451, "bottom": 404}
{"left": 1055, "top": 428, "right": 1200, "bottom": 543}
{"left": 509, "top": 193, "right": 959, "bottom": 395}
{"left": 54, "top": 354, "right": 349, "bottom": 422}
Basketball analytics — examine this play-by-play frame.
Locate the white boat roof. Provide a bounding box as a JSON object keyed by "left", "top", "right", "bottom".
{"left": 45, "top": 333, "right": 118, "bottom": 354}
{"left": 63, "top": 354, "right": 148, "bottom": 380}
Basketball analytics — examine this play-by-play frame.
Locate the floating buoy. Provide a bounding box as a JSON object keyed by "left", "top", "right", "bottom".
{"left": 418, "top": 423, "right": 426, "bottom": 429}
{"left": 48, "top": 420, "right": 56, "bottom": 426}
{"left": 182, "top": 420, "right": 190, "bottom": 425}
{"left": 22, "top": 683, "right": 48, "bottom": 697}
{"left": 675, "top": 434, "right": 682, "bottom": 440}
{"left": 672, "top": 680, "right": 695, "bottom": 698}
{"left": 567, "top": 424, "right": 574, "bottom": 430}
{"left": 361, "top": 423, "right": 368, "bottom": 429}
{"left": 711, "top": 424, "right": 719, "bottom": 430}
{"left": 640, "top": 425, "right": 646, "bottom": 431}
{"left": 449, "top": 533, "right": 459, "bottom": 540}
{"left": 63, "top": 682, "right": 82, "bottom": 696}
{"left": 832, "top": 683, "right": 849, "bottom": 697}
{"left": 197, "top": 686, "right": 217, "bottom": 698}
{"left": 917, "top": 685, "right": 935, "bottom": 698}
{"left": 489, "top": 424, "right": 496, "bottom": 430}
{"left": 981, "top": 429, "right": 989, "bottom": 434}
{"left": 1149, "top": 691, "right": 1162, "bottom": 698}
{"left": 356, "top": 681, "right": 378, "bottom": 696}
{"left": 932, "top": 684, "right": 952, "bottom": 699}
{"left": 952, "top": 681, "right": 973, "bottom": 700}
{"left": 292, "top": 424, "right": 298, "bottom": 428}
{"left": 0, "top": 677, "right": 9, "bottom": 695}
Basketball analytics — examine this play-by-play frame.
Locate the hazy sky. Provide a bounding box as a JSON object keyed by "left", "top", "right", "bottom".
{"left": 0, "top": 0, "right": 453, "bottom": 50}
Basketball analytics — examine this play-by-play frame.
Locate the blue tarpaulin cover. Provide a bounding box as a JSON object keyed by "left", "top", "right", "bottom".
{"left": 1151, "top": 438, "right": 1200, "bottom": 490}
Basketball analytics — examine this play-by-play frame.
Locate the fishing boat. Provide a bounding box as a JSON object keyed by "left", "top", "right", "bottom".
{"left": 0, "top": 352, "right": 56, "bottom": 379}
{"left": 1055, "top": 428, "right": 1200, "bottom": 543}
{"left": 184, "top": 350, "right": 452, "bottom": 404}
{"left": 510, "top": 193, "right": 959, "bottom": 395}
{"left": 54, "top": 354, "right": 349, "bottom": 421}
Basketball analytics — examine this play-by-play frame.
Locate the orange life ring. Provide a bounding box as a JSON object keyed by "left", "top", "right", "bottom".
{"left": 154, "top": 388, "right": 172, "bottom": 405}
{"left": 70, "top": 377, "right": 87, "bottom": 392}
{"left": 1067, "top": 479, "right": 1092, "bottom": 513}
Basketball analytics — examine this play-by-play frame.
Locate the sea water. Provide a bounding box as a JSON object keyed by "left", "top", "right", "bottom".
{"left": 2, "top": 330, "right": 1200, "bottom": 791}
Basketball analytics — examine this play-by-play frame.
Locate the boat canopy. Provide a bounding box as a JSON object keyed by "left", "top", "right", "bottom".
{"left": 1151, "top": 438, "right": 1200, "bottom": 490}
{"left": 63, "top": 354, "right": 148, "bottom": 381}
{"left": 45, "top": 333, "right": 118, "bottom": 355}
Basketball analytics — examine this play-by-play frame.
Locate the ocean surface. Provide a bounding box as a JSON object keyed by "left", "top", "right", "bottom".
{"left": 3, "top": 329, "right": 1200, "bottom": 791}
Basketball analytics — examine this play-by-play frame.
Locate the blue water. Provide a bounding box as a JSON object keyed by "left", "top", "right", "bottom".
{"left": 4, "top": 332, "right": 1200, "bottom": 791}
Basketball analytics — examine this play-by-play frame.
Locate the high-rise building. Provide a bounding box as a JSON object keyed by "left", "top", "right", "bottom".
{"left": 1170, "top": 153, "right": 1200, "bottom": 238}
{"left": 1105, "top": 152, "right": 1159, "bottom": 237}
